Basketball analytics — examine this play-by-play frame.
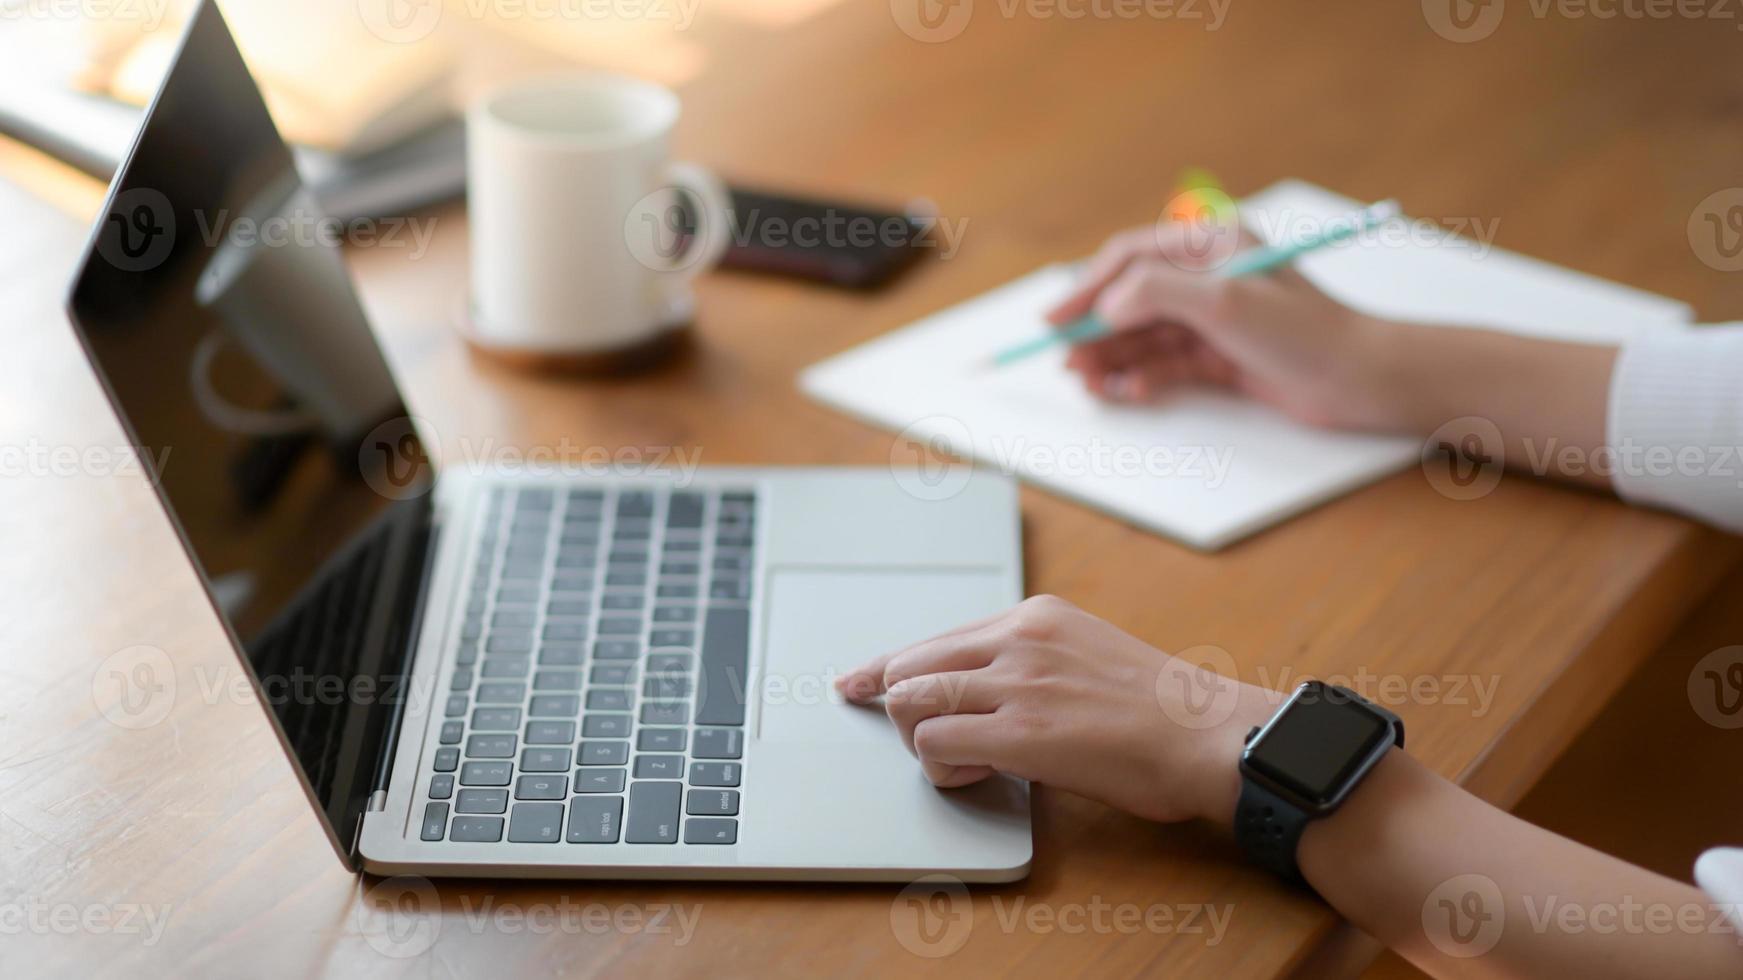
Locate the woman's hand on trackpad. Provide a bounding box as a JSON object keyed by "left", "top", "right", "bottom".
{"left": 835, "top": 595, "right": 1277, "bottom": 826}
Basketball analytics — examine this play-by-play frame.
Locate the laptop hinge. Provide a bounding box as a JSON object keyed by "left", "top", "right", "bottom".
{"left": 350, "top": 502, "right": 441, "bottom": 858}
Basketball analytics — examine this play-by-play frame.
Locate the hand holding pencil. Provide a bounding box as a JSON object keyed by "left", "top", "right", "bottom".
{"left": 1029, "top": 195, "right": 1410, "bottom": 431}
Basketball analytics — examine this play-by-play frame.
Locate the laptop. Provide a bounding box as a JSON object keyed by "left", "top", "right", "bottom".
{"left": 65, "top": 0, "right": 1030, "bottom": 881}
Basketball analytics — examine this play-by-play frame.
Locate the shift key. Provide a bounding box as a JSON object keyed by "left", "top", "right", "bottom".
{"left": 696, "top": 606, "right": 749, "bottom": 725}
{"left": 625, "top": 782, "right": 681, "bottom": 843}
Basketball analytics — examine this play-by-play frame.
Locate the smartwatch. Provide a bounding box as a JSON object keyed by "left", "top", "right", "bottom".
{"left": 1235, "top": 680, "right": 1404, "bottom": 886}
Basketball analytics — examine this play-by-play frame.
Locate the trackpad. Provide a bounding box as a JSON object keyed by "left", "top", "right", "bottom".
{"left": 758, "top": 567, "right": 1012, "bottom": 743}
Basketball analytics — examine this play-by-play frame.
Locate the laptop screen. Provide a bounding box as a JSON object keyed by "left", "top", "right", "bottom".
{"left": 66, "top": 1, "right": 435, "bottom": 863}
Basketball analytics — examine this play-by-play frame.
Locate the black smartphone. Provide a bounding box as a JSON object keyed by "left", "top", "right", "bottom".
{"left": 701, "top": 185, "right": 937, "bottom": 289}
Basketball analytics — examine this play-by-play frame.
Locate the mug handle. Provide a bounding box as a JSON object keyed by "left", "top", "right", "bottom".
{"left": 659, "top": 161, "right": 733, "bottom": 282}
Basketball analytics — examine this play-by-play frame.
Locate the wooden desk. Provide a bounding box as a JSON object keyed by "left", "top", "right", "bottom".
{"left": 3, "top": 2, "right": 1740, "bottom": 976}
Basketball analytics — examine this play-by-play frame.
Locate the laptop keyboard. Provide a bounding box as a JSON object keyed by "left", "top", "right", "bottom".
{"left": 419, "top": 485, "right": 754, "bottom": 846}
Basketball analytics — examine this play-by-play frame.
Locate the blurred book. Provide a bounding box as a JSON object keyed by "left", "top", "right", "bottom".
{"left": 0, "top": 2, "right": 465, "bottom": 220}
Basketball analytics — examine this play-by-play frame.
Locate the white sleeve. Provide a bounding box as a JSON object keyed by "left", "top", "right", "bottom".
{"left": 1695, "top": 848, "right": 1743, "bottom": 931}
{"left": 1606, "top": 325, "right": 1743, "bottom": 534}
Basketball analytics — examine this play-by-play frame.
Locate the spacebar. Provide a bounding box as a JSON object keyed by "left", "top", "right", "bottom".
{"left": 696, "top": 606, "right": 749, "bottom": 725}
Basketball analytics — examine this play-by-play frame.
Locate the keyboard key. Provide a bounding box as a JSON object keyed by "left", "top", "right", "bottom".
{"left": 650, "top": 629, "right": 695, "bottom": 648}
{"left": 693, "top": 727, "right": 743, "bottom": 759}
{"left": 690, "top": 762, "right": 741, "bottom": 787}
{"left": 449, "top": 668, "right": 474, "bottom": 692}
{"left": 590, "top": 664, "right": 635, "bottom": 685}
{"left": 552, "top": 574, "right": 593, "bottom": 593}
{"left": 664, "top": 538, "right": 701, "bottom": 552}
{"left": 625, "top": 782, "right": 681, "bottom": 844}
{"left": 421, "top": 802, "right": 448, "bottom": 840}
{"left": 580, "top": 741, "right": 630, "bottom": 766}
{"left": 486, "top": 633, "right": 534, "bottom": 654}
{"left": 430, "top": 774, "right": 455, "bottom": 799}
{"left": 667, "top": 492, "right": 704, "bottom": 528}
{"left": 710, "top": 579, "right": 752, "bottom": 601}
{"left": 617, "top": 492, "right": 655, "bottom": 518}
{"left": 456, "top": 788, "right": 509, "bottom": 814}
{"left": 598, "top": 617, "right": 641, "bottom": 635}
{"left": 582, "top": 713, "right": 632, "bottom": 738}
{"left": 713, "top": 554, "right": 751, "bottom": 573}
{"left": 538, "top": 645, "right": 583, "bottom": 666}
{"left": 684, "top": 817, "right": 737, "bottom": 844}
{"left": 652, "top": 606, "right": 694, "bottom": 623}
{"left": 634, "top": 755, "right": 684, "bottom": 779}
{"left": 644, "top": 675, "right": 691, "bottom": 699}
{"left": 434, "top": 747, "right": 459, "bottom": 772}
{"left": 509, "top": 802, "right": 565, "bottom": 843}
{"left": 716, "top": 535, "right": 754, "bottom": 549}
{"left": 647, "top": 653, "right": 691, "bottom": 673}
{"left": 587, "top": 690, "right": 631, "bottom": 711}
{"left": 497, "top": 586, "right": 539, "bottom": 604}
{"left": 605, "top": 571, "right": 647, "bottom": 587}
{"left": 544, "top": 623, "right": 586, "bottom": 641}
{"left": 594, "top": 640, "right": 640, "bottom": 660}
{"left": 460, "top": 761, "right": 512, "bottom": 786}
{"left": 534, "top": 670, "right": 582, "bottom": 691}
{"left": 659, "top": 562, "right": 700, "bottom": 576}
{"left": 602, "top": 593, "right": 645, "bottom": 610}
{"left": 445, "top": 695, "right": 468, "bottom": 717}
{"left": 547, "top": 600, "right": 592, "bottom": 617}
{"left": 656, "top": 583, "right": 698, "bottom": 599}
{"left": 609, "top": 548, "right": 649, "bottom": 564}
{"left": 641, "top": 703, "right": 687, "bottom": 725}
{"left": 450, "top": 815, "right": 504, "bottom": 842}
{"left": 472, "top": 708, "right": 520, "bottom": 731}
{"left": 525, "top": 721, "right": 575, "bottom": 744}
{"left": 697, "top": 606, "right": 750, "bottom": 725}
{"left": 476, "top": 682, "right": 526, "bottom": 703}
{"left": 529, "top": 695, "right": 579, "bottom": 717}
{"left": 521, "top": 747, "right": 572, "bottom": 772}
{"left": 567, "top": 796, "right": 624, "bottom": 843}
{"left": 687, "top": 789, "right": 739, "bottom": 816}
{"left": 573, "top": 769, "right": 627, "bottom": 793}
{"left": 492, "top": 610, "right": 536, "bottom": 629}
{"left": 515, "top": 774, "right": 567, "bottom": 800}
{"left": 481, "top": 657, "right": 530, "bottom": 679}
{"left": 638, "top": 728, "right": 687, "bottom": 752}
{"left": 465, "top": 734, "right": 517, "bottom": 759}
{"left": 440, "top": 720, "right": 463, "bottom": 744}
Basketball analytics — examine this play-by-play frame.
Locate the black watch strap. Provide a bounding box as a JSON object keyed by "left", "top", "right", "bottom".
{"left": 1234, "top": 779, "right": 1310, "bottom": 887}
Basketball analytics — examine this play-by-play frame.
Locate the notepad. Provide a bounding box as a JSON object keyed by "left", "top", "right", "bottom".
{"left": 800, "top": 180, "right": 1694, "bottom": 550}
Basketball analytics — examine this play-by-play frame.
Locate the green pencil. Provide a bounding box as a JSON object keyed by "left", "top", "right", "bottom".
{"left": 985, "top": 199, "right": 1400, "bottom": 370}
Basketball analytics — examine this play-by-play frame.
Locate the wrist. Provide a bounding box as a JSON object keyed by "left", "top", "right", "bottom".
{"left": 1340, "top": 314, "right": 1428, "bottom": 431}
{"left": 1191, "top": 685, "right": 1282, "bottom": 825}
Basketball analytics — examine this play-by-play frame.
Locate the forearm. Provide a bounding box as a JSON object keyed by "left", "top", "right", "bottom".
{"left": 1366, "top": 320, "right": 1619, "bottom": 489}
{"left": 1297, "top": 751, "right": 1743, "bottom": 978}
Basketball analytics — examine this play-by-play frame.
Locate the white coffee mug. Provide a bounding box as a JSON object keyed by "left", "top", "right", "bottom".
{"left": 466, "top": 74, "right": 731, "bottom": 356}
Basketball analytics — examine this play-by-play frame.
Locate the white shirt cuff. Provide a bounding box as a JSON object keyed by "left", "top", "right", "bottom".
{"left": 1606, "top": 325, "right": 1743, "bottom": 534}
{"left": 1696, "top": 847, "right": 1743, "bottom": 931}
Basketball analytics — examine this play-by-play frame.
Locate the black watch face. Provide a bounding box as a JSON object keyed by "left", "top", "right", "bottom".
{"left": 1245, "top": 690, "right": 1391, "bottom": 806}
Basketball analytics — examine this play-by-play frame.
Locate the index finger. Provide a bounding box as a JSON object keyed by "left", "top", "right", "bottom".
{"left": 835, "top": 608, "right": 1007, "bottom": 702}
